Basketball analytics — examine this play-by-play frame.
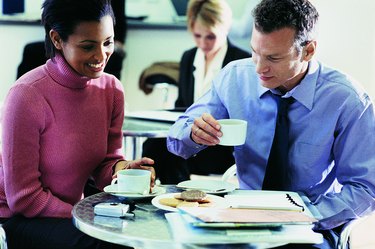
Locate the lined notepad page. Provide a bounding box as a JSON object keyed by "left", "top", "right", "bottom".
{"left": 224, "top": 191, "right": 305, "bottom": 212}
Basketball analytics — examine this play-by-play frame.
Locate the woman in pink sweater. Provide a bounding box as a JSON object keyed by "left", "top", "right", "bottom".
{"left": 0, "top": 0, "right": 154, "bottom": 248}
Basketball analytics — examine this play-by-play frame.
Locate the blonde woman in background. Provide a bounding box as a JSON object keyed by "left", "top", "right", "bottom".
{"left": 143, "top": 0, "right": 251, "bottom": 183}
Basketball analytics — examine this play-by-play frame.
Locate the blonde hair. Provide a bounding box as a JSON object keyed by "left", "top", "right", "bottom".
{"left": 187, "top": 0, "right": 232, "bottom": 32}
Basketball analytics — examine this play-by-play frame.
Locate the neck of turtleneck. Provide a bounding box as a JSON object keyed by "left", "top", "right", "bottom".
{"left": 46, "top": 52, "right": 91, "bottom": 89}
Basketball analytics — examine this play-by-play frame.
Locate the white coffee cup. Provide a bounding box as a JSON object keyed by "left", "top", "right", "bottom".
{"left": 111, "top": 169, "right": 151, "bottom": 194}
{"left": 218, "top": 119, "right": 247, "bottom": 146}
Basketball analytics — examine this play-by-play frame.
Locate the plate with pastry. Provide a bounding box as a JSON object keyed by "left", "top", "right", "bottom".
{"left": 151, "top": 190, "right": 229, "bottom": 212}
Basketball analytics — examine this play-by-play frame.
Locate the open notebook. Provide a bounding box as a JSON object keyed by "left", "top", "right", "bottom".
{"left": 165, "top": 212, "right": 323, "bottom": 244}
{"left": 224, "top": 190, "right": 306, "bottom": 212}
{"left": 178, "top": 207, "right": 316, "bottom": 226}
{"left": 177, "top": 190, "right": 318, "bottom": 227}
{"left": 166, "top": 190, "right": 323, "bottom": 244}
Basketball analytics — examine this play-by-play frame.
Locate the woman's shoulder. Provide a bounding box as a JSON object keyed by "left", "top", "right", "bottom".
{"left": 4, "top": 69, "right": 50, "bottom": 120}
{"left": 96, "top": 73, "right": 124, "bottom": 91}
{"left": 181, "top": 47, "right": 198, "bottom": 60}
{"left": 16, "top": 65, "right": 48, "bottom": 86}
{"left": 179, "top": 47, "right": 198, "bottom": 69}
{"left": 222, "top": 42, "right": 251, "bottom": 68}
{"left": 8, "top": 66, "right": 50, "bottom": 102}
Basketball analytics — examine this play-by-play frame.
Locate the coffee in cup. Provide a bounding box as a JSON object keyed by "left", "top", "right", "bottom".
{"left": 111, "top": 169, "right": 151, "bottom": 194}
{"left": 218, "top": 119, "right": 247, "bottom": 146}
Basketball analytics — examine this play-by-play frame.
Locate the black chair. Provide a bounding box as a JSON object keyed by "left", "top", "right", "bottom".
{"left": 138, "top": 61, "right": 179, "bottom": 95}
{"left": 17, "top": 41, "right": 47, "bottom": 79}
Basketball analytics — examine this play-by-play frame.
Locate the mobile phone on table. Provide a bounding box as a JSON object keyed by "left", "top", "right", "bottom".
{"left": 94, "top": 202, "right": 134, "bottom": 218}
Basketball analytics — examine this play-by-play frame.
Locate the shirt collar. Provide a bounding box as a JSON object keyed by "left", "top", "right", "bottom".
{"left": 258, "top": 59, "right": 320, "bottom": 110}
{"left": 193, "top": 41, "right": 228, "bottom": 71}
{"left": 193, "top": 42, "right": 228, "bottom": 100}
{"left": 290, "top": 60, "right": 319, "bottom": 110}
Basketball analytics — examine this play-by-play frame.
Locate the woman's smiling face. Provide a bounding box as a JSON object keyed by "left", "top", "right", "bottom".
{"left": 50, "top": 15, "right": 115, "bottom": 79}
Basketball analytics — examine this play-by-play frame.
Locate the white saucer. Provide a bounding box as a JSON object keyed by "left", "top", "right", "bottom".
{"left": 104, "top": 185, "right": 166, "bottom": 199}
{"left": 176, "top": 179, "right": 237, "bottom": 194}
{"left": 151, "top": 192, "right": 229, "bottom": 212}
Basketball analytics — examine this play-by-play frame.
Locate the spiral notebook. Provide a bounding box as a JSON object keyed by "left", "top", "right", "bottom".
{"left": 178, "top": 207, "right": 317, "bottom": 226}
{"left": 165, "top": 212, "right": 324, "bottom": 244}
{"left": 224, "top": 190, "right": 306, "bottom": 212}
{"left": 177, "top": 190, "right": 317, "bottom": 227}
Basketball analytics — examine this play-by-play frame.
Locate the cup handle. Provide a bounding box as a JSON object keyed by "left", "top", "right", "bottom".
{"left": 111, "top": 178, "right": 118, "bottom": 185}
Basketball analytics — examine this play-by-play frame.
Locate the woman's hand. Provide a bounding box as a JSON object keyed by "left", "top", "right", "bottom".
{"left": 113, "top": 158, "right": 156, "bottom": 187}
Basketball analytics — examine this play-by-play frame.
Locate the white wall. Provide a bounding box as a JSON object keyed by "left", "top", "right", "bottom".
{"left": 312, "top": 0, "right": 375, "bottom": 98}
{"left": 0, "top": 0, "right": 374, "bottom": 109}
{"left": 0, "top": 25, "right": 44, "bottom": 102}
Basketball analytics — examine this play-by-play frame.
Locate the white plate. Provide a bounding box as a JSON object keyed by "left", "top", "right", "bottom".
{"left": 151, "top": 192, "right": 229, "bottom": 212}
{"left": 176, "top": 179, "right": 237, "bottom": 194}
{"left": 104, "top": 185, "right": 166, "bottom": 199}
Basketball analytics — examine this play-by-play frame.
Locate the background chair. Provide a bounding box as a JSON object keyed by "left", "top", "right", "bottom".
{"left": 138, "top": 61, "right": 179, "bottom": 94}
{"left": 0, "top": 225, "right": 7, "bottom": 249}
{"left": 17, "top": 41, "right": 47, "bottom": 79}
{"left": 189, "top": 164, "right": 239, "bottom": 188}
{"left": 138, "top": 61, "right": 179, "bottom": 109}
{"left": 339, "top": 212, "right": 375, "bottom": 249}
{"left": 0, "top": 226, "right": 7, "bottom": 249}
{"left": 221, "top": 164, "right": 238, "bottom": 185}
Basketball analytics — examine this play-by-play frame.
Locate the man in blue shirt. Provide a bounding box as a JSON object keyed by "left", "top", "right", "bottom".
{"left": 167, "top": 0, "right": 375, "bottom": 247}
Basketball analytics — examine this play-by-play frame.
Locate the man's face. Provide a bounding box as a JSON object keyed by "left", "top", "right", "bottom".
{"left": 53, "top": 15, "right": 115, "bottom": 79}
{"left": 250, "top": 27, "right": 310, "bottom": 93}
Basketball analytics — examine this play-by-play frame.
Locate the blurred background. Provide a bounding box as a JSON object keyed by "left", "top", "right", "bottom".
{"left": 0, "top": 0, "right": 374, "bottom": 111}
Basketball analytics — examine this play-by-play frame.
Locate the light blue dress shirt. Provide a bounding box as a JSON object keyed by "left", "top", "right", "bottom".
{"left": 167, "top": 58, "right": 375, "bottom": 229}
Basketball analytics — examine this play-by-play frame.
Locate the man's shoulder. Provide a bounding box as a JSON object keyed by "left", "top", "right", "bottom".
{"left": 317, "top": 62, "right": 369, "bottom": 102}
{"left": 182, "top": 47, "right": 198, "bottom": 58}
{"left": 222, "top": 58, "right": 255, "bottom": 72}
{"left": 319, "top": 63, "right": 363, "bottom": 90}
{"left": 318, "top": 63, "right": 350, "bottom": 82}
{"left": 214, "top": 59, "right": 258, "bottom": 90}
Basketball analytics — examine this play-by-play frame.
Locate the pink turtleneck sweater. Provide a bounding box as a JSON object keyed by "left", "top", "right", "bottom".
{"left": 0, "top": 53, "right": 125, "bottom": 218}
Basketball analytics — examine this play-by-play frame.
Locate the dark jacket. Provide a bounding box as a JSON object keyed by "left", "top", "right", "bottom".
{"left": 175, "top": 41, "right": 251, "bottom": 108}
